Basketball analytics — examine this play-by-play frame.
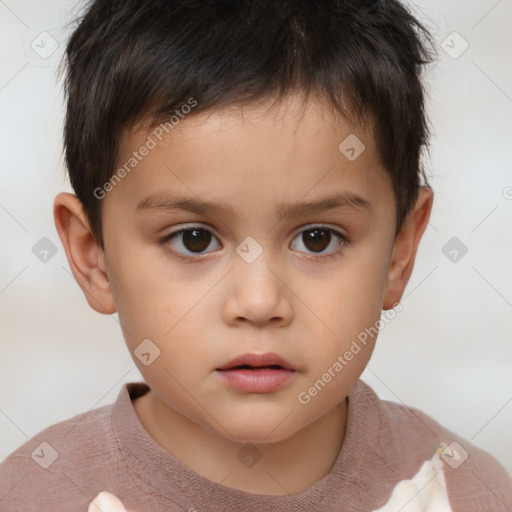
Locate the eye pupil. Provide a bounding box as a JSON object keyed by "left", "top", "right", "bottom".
{"left": 182, "top": 229, "right": 211, "bottom": 252}
{"left": 303, "top": 229, "right": 331, "bottom": 252}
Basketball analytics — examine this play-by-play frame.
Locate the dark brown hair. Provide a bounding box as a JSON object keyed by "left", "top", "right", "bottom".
{"left": 61, "top": 0, "right": 436, "bottom": 249}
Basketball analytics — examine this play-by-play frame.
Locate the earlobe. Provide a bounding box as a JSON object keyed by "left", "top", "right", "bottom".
{"left": 53, "top": 192, "right": 116, "bottom": 315}
{"left": 382, "top": 186, "right": 434, "bottom": 310}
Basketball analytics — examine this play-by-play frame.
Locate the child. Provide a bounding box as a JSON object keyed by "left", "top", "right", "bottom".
{"left": 1, "top": 0, "right": 511, "bottom": 511}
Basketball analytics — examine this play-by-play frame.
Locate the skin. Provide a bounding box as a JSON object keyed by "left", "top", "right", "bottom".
{"left": 54, "top": 92, "right": 433, "bottom": 496}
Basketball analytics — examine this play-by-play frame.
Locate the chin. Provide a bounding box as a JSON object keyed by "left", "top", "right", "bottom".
{"left": 214, "top": 413, "right": 302, "bottom": 445}
{"left": 224, "top": 425, "right": 296, "bottom": 445}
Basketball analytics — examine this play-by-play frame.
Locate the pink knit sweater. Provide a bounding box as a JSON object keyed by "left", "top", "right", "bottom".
{"left": 1, "top": 380, "right": 511, "bottom": 511}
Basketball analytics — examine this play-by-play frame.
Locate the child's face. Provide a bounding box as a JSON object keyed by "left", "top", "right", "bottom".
{"left": 62, "top": 93, "right": 427, "bottom": 443}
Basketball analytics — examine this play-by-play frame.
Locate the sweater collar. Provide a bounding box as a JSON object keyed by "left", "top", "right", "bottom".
{"left": 111, "top": 379, "right": 378, "bottom": 511}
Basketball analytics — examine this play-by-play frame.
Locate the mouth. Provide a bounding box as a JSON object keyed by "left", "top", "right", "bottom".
{"left": 216, "top": 367, "right": 295, "bottom": 393}
{"left": 225, "top": 364, "right": 287, "bottom": 370}
{"left": 215, "top": 353, "right": 296, "bottom": 393}
{"left": 216, "top": 352, "right": 295, "bottom": 371}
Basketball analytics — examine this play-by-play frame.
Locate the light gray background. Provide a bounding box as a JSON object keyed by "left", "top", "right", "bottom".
{"left": 1, "top": 0, "right": 511, "bottom": 474}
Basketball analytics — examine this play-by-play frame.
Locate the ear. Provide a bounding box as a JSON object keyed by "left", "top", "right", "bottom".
{"left": 382, "top": 186, "right": 434, "bottom": 309}
{"left": 53, "top": 192, "right": 116, "bottom": 314}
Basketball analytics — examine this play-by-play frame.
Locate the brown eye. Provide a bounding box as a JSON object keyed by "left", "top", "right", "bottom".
{"left": 302, "top": 228, "right": 331, "bottom": 252}
{"left": 161, "top": 226, "right": 221, "bottom": 257}
{"left": 182, "top": 229, "right": 212, "bottom": 253}
{"left": 290, "top": 225, "right": 346, "bottom": 260}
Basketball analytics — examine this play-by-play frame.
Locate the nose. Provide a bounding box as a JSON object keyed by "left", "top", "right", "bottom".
{"left": 221, "top": 248, "right": 293, "bottom": 328}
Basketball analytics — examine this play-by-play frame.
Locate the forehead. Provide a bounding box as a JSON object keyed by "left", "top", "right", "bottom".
{"left": 110, "top": 93, "right": 394, "bottom": 221}
{"left": 123, "top": 92, "right": 375, "bottom": 159}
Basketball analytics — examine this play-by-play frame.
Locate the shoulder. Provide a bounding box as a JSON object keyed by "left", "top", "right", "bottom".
{"left": 353, "top": 380, "right": 512, "bottom": 511}
{"left": 0, "top": 400, "right": 117, "bottom": 511}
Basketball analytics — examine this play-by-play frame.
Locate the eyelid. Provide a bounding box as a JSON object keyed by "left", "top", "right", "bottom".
{"left": 289, "top": 224, "right": 347, "bottom": 261}
{"left": 159, "top": 223, "right": 222, "bottom": 257}
{"left": 161, "top": 223, "right": 221, "bottom": 242}
{"left": 159, "top": 223, "right": 348, "bottom": 261}
{"left": 295, "top": 223, "right": 346, "bottom": 238}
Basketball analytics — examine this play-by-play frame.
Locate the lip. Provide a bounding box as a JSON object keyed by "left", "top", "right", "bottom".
{"left": 216, "top": 368, "right": 295, "bottom": 393}
{"left": 216, "top": 352, "right": 295, "bottom": 371}
{"left": 215, "top": 352, "right": 296, "bottom": 393}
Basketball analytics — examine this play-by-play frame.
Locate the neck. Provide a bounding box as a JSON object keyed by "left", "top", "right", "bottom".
{"left": 133, "top": 391, "right": 348, "bottom": 495}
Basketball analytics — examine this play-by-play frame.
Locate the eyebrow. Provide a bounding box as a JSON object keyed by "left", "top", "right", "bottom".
{"left": 136, "top": 191, "right": 373, "bottom": 218}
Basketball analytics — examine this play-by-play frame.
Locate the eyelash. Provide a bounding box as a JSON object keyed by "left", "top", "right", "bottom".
{"left": 158, "top": 224, "right": 349, "bottom": 263}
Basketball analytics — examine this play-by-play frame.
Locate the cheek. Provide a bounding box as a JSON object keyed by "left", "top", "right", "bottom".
{"left": 107, "top": 252, "right": 219, "bottom": 374}
{"left": 305, "top": 245, "right": 392, "bottom": 371}
{"left": 105, "top": 247, "right": 186, "bottom": 346}
{"left": 317, "top": 259, "right": 389, "bottom": 336}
